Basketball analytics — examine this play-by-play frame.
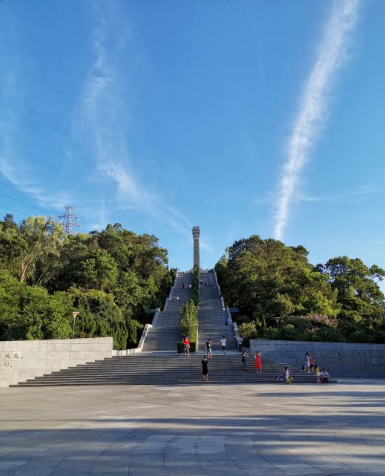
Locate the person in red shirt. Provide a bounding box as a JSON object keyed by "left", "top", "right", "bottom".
{"left": 254, "top": 351, "right": 262, "bottom": 374}
{"left": 183, "top": 336, "right": 190, "bottom": 356}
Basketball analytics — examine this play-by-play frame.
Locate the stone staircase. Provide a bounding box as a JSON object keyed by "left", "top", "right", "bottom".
{"left": 141, "top": 272, "right": 192, "bottom": 352}
{"left": 198, "top": 271, "right": 237, "bottom": 352}
{"left": 13, "top": 269, "right": 330, "bottom": 387}
{"left": 14, "top": 353, "right": 321, "bottom": 386}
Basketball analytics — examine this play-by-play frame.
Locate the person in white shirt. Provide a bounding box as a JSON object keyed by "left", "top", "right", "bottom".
{"left": 237, "top": 336, "right": 243, "bottom": 351}
{"left": 220, "top": 336, "right": 227, "bottom": 355}
{"left": 320, "top": 368, "right": 329, "bottom": 383}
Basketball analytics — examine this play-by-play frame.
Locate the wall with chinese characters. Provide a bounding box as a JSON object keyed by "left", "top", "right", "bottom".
{"left": 0, "top": 337, "right": 113, "bottom": 387}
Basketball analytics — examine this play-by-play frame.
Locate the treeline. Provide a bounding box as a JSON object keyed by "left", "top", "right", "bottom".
{"left": 215, "top": 235, "right": 385, "bottom": 343}
{"left": 0, "top": 214, "right": 175, "bottom": 349}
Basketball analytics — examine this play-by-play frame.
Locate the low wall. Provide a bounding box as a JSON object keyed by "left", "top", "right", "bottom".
{"left": 250, "top": 339, "right": 385, "bottom": 378}
{"left": 0, "top": 337, "right": 113, "bottom": 388}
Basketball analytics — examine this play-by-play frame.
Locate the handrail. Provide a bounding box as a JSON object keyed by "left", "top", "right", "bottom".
{"left": 212, "top": 269, "right": 222, "bottom": 297}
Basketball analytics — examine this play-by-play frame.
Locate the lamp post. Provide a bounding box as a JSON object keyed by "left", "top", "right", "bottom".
{"left": 275, "top": 316, "right": 281, "bottom": 328}
{"left": 72, "top": 312, "right": 79, "bottom": 338}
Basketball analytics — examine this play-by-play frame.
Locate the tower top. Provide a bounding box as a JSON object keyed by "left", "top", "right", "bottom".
{"left": 192, "top": 226, "right": 200, "bottom": 238}
{"left": 192, "top": 226, "right": 200, "bottom": 268}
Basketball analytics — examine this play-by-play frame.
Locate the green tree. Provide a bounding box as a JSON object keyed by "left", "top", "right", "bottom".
{"left": 180, "top": 300, "right": 198, "bottom": 342}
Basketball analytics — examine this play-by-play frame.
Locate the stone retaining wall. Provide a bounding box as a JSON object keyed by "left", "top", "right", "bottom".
{"left": 250, "top": 339, "right": 385, "bottom": 378}
{"left": 0, "top": 337, "right": 113, "bottom": 388}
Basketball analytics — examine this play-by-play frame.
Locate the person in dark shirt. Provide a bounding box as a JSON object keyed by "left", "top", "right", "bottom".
{"left": 201, "top": 357, "right": 209, "bottom": 381}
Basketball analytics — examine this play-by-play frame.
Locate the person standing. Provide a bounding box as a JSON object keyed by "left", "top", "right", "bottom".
{"left": 220, "top": 336, "right": 227, "bottom": 355}
{"left": 315, "top": 365, "right": 321, "bottom": 383}
{"left": 206, "top": 339, "right": 212, "bottom": 358}
{"left": 309, "top": 355, "right": 315, "bottom": 373}
{"left": 242, "top": 351, "right": 249, "bottom": 371}
{"left": 201, "top": 357, "right": 209, "bottom": 381}
{"left": 237, "top": 336, "right": 243, "bottom": 351}
{"left": 304, "top": 352, "right": 310, "bottom": 373}
{"left": 254, "top": 351, "right": 262, "bottom": 374}
{"left": 183, "top": 336, "right": 190, "bottom": 356}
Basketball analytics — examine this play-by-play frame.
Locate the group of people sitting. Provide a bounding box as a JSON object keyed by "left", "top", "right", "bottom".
{"left": 274, "top": 365, "right": 329, "bottom": 384}
{"left": 303, "top": 352, "right": 329, "bottom": 383}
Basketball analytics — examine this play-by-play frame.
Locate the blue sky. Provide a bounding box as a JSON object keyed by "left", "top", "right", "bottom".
{"left": 1, "top": 0, "right": 385, "bottom": 276}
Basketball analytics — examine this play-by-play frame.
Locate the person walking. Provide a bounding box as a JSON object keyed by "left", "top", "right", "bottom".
{"left": 220, "top": 336, "right": 227, "bottom": 355}
{"left": 201, "top": 357, "right": 209, "bottom": 381}
{"left": 242, "top": 351, "right": 249, "bottom": 371}
{"left": 205, "top": 339, "right": 212, "bottom": 358}
{"left": 183, "top": 336, "right": 190, "bottom": 356}
{"left": 254, "top": 351, "right": 262, "bottom": 374}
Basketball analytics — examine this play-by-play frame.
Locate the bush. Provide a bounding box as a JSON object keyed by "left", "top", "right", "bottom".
{"left": 191, "top": 265, "right": 200, "bottom": 305}
{"left": 238, "top": 321, "right": 257, "bottom": 339}
{"left": 180, "top": 299, "right": 198, "bottom": 339}
{"left": 261, "top": 327, "right": 279, "bottom": 340}
{"left": 233, "top": 314, "right": 250, "bottom": 326}
{"left": 242, "top": 338, "right": 250, "bottom": 348}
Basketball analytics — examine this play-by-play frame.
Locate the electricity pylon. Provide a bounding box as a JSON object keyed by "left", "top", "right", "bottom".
{"left": 58, "top": 206, "right": 81, "bottom": 235}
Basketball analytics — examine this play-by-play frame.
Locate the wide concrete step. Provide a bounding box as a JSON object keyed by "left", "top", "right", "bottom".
{"left": 12, "top": 354, "right": 331, "bottom": 387}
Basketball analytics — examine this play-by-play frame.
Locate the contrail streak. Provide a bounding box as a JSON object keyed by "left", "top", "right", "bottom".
{"left": 274, "top": 0, "right": 361, "bottom": 241}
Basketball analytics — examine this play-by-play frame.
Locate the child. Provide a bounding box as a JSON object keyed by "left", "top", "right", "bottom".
{"left": 284, "top": 366, "right": 292, "bottom": 385}
{"left": 315, "top": 365, "right": 320, "bottom": 383}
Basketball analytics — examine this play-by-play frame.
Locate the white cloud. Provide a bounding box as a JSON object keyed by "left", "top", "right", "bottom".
{"left": 299, "top": 175, "right": 385, "bottom": 204}
{"left": 72, "top": 3, "right": 194, "bottom": 239}
{"left": 274, "top": 0, "right": 361, "bottom": 241}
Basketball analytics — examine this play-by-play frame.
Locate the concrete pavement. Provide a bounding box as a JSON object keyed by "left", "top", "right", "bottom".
{"left": 1, "top": 380, "right": 385, "bottom": 475}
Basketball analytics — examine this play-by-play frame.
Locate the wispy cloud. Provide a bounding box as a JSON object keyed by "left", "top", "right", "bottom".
{"left": 274, "top": 0, "right": 361, "bottom": 241}
{"left": 72, "top": 2, "right": 194, "bottom": 239}
{"left": 300, "top": 173, "right": 385, "bottom": 205}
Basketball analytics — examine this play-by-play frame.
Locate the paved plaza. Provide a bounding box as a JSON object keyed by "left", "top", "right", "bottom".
{"left": 1, "top": 380, "right": 385, "bottom": 476}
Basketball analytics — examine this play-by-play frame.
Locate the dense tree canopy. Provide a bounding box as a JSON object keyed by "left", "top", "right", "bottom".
{"left": 216, "top": 235, "right": 385, "bottom": 343}
{"left": 0, "top": 215, "right": 175, "bottom": 349}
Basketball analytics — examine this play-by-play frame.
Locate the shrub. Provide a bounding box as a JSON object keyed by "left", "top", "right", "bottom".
{"left": 180, "top": 299, "right": 198, "bottom": 339}
{"left": 238, "top": 321, "right": 257, "bottom": 340}
{"left": 191, "top": 265, "right": 200, "bottom": 305}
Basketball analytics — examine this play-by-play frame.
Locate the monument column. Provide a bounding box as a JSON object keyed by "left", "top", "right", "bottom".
{"left": 192, "top": 226, "right": 200, "bottom": 269}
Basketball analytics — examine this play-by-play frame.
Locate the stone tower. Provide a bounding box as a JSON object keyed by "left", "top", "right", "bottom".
{"left": 192, "top": 226, "right": 200, "bottom": 269}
